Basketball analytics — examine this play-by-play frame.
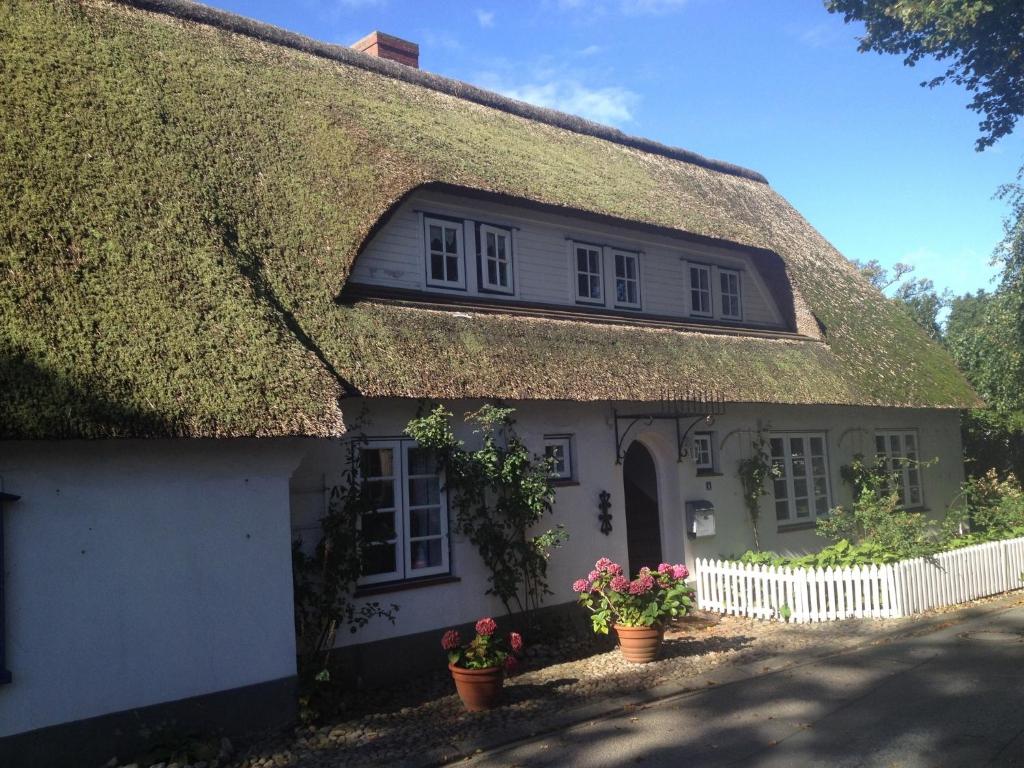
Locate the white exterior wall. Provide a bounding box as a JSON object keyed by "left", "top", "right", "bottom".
{"left": 350, "top": 189, "right": 786, "bottom": 328}
{"left": 290, "top": 400, "right": 964, "bottom": 646}
{"left": 0, "top": 439, "right": 305, "bottom": 738}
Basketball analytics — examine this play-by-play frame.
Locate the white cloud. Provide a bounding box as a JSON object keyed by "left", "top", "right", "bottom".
{"left": 619, "top": 0, "right": 689, "bottom": 14}
{"left": 578, "top": 44, "right": 604, "bottom": 57}
{"left": 487, "top": 77, "right": 640, "bottom": 126}
{"left": 475, "top": 9, "right": 495, "bottom": 28}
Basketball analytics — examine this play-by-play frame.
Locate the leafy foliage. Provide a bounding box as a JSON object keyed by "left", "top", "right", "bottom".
{"left": 405, "top": 405, "right": 567, "bottom": 618}
{"left": 853, "top": 259, "right": 950, "bottom": 340}
{"left": 826, "top": 0, "right": 1024, "bottom": 150}
{"left": 574, "top": 559, "right": 694, "bottom": 632}
{"left": 736, "top": 432, "right": 778, "bottom": 551}
{"left": 442, "top": 618, "right": 523, "bottom": 671}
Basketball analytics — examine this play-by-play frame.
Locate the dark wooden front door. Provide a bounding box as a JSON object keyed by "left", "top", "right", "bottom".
{"left": 623, "top": 441, "right": 663, "bottom": 576}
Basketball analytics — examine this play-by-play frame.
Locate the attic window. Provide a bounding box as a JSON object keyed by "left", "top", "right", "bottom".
{"left": 719, "top": 268, "right": 742, "bottom": 320}
{"left": 479, "top": 224, "right": 514, "bottom": 294}
{"left": 614, "top": 250, "right": 641, "bottom": 309}
{"left": 574, "top": 243, "right": 604, "bottom": 305}
{"left": 424, "top": 217, "right": 466, "bottom": 290}
{"left": 689, "top": 263, "right": 712, "bottom": 317}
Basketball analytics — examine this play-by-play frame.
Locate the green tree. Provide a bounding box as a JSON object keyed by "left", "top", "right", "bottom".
{"left": 825, "top": 0, "right": 1024, "bottom": 150}
{"left": 853, "top": 258, "right": 949, "bottom": 339}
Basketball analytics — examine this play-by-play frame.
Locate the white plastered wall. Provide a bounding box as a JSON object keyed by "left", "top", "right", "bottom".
{"left": 0, "top": 439, "right": 306, "bottom": 738}
{"left": 290, "top": 400, "right": 964, "bottom": 647}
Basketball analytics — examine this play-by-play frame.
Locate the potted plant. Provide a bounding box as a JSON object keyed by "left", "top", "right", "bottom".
{"left": 573, "top": 558, "right": 694, "bottom": 663}
{"left": 442, "top": 618, "right": 523, "bottom": 711}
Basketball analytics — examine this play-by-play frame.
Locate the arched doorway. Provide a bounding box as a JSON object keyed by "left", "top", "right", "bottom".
{"left": 623, "top": 441, "right": 663, "bottom": 576}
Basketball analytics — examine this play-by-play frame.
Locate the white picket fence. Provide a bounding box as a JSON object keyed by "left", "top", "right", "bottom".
{"left": 695, "top": 536, "right": 1024, "bottom": 622}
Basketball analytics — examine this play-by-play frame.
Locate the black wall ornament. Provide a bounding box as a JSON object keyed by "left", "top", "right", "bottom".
{"left": 598, "top": 490, "right": 613, "bottom": 535}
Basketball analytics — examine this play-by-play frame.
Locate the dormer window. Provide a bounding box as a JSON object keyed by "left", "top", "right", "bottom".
{"left": 614, "top": 250, "right": 641, "bottom": 309}
{"left": 690, "top": 263, "right": 712, "bottom": 317}
{"left": 425, "top": 217, "right": 465, "bottom": 289}
{"left": 720, "top": 268, "right": 741, "bottom": 320}
{"left": 574, "top": 243, "right": 604, "bottom": 305}
{"left": 480, "top": 224, "right": 514, "bottom": 294}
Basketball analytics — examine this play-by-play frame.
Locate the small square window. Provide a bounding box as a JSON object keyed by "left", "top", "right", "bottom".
{"left": 692, "top": 432, "right": 715, "bottom": 473}
{"left": 573, "top": 244, "right": 604, "bottom": 305}
{"left": 544, "top": 435, "right": 574, "bottom": 481}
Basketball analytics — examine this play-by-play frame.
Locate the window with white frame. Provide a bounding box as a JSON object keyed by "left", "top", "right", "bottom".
{"left": 692, "top": 432, "right": 715, "bottom": 473}
{"left": 613, "top": 250, "right": 641, "bottom": 309}
{"left": 875, "top": 430, "right": 923, "bottom": 508}
{"left": 480, "top": 224, "right": 514, "bottom": 294}
{"left": 424, "top": 217, "right": 465, "bottom": 289}
{"left": 689, "top": 263, "right": 712, "bottom": 317}
{"left": 544, "top": 434, "right": 575, "bottom": 481}
{"left": 574, "top": 244, "right": 604, "bottom": 304}
{"left": 719, "top": 268, "right": 742, "bottom": 320}
{"left": 769, "top": 433, "right": 831, "bottom": 523}
{"left": 358, "top": 441, "right": 449, "bottom": 584}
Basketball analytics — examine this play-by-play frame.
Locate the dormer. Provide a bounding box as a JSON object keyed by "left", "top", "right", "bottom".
{"left": 344, "top": 185, "right": 803, "bottom": 337}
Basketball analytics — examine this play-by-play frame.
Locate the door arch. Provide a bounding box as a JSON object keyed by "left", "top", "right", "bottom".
{"left": 623, "top": 441, "right": 663, "bottom": 576}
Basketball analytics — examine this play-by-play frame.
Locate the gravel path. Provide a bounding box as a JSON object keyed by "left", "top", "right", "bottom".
{"left": 221, "top": 611, "right": 917, "bottom": 768}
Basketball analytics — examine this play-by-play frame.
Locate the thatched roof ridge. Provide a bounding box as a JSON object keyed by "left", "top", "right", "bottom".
{"left": 0, "top": 0, "right": 979, "bottom": 439}
{"left": 119, "top": 0, "right": 768, "bottom": 184}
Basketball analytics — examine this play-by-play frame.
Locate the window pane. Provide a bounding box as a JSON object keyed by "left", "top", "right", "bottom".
{"left": 814, "top": 477, "right": 828, "bottom": 497}
{"left": 794, "top": 478, "right": 808, "bottom": 499}
{"left": 444, "top": 226, "right": 457, "bottom": 253}
{"left": 361, "top": 448, "right": 394, "bottom": 478}
{"left": 409, "top": 507, "right": 441, "bottom": 538}
{"left": 577, "top": 250, "right": 588, "bottom": 272}
{"left": 446, "top": 255, "right": 458, "bottom": 280}
{"left": 486, "top": 232, "right": 496, "bottom": 258}
{"left": 908, "top": 486, "right": 921, "bottom": 506}
{"left": 904, "top": 434, "right": 916, "bottom": 451}
{"left": 362, "top": 543, "right": 396, "bottom": 576}
{"left": 497, "top": 235, "right": 506, "bottom": 260}
{"left": 578, "top": 274, "right": 589, "bottom": 297}
{"left": 430, "top": 252, "right": 444, "bottom": 281}
{"left": 616, "top": 254, "right": 625, "bottom": 277}
{"left": 776, "top": 500, "right": 790, "bottom": 520}
{"left": 790, "top": 437, "right": 805, "bottom": 458}
{"left": 815, "top": 495, "right": 829, "bottom": 514}
{"left": 795, "top": 498, "right": 810, "bottom": 518}
{"left": 890, "top": 434, "right": 901, "bottom": 455}
{"left": 408, "top": 477, "right": 440, "bottom": 507}
{"left": 407, "top": 447, "right": 434, "bottom": 475}
{"left": 770, "top": 438, "right": 784, "bottom": 458}
{"left": 361, "top": 510, "right": 396, "bottom": 541}
{"left": 773, "top": 478, "right": 788, "bottom": 499}
{"left": 875, "top": 435, "right": 887, "bottom": 454}
{"left": 810, "top": 437, "right": 824, "bottom": 455}
{"left": 811, "top": 456, "right": 826, "bottom": 476}
{"left": 617, "top": 281, "right": 627, "bottom": 302}
{"left": 498, "top": 262, "right": 508, "bottom": 285}
{"left": 488, "top": 261, "right": 497, "bottom": 284}
{"left": 410, "top": 539, "right": 443, "bottom": 570}
{"left": 429, "top": 225, "right": 443, "bottom": 253}
{"left": 365, "top": 479, "right": 395, "bottom": 509}
{"left": 589, "top": 251, "right": 600, "bottom": 272}
{"left": 590, "top": 275, "right": 601, "bottom": 297}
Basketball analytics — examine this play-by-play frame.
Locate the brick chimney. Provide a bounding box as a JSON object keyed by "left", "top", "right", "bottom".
{"left": 352, "top": 31, "right": 419, "bottom": 68}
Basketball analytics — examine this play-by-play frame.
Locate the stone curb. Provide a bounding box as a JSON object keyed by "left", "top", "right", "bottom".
{"left": 404, "top": 591, "right": 1024, "bottom": 768}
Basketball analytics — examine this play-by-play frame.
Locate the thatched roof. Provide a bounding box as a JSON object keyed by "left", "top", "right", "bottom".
{"left": 0, "top": 0, "right": 979, "bottom": 439}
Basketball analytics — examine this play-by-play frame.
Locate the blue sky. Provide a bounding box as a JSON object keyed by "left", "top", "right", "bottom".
{"left": 212, "top": 0, "right": 1024, "bottom": 297}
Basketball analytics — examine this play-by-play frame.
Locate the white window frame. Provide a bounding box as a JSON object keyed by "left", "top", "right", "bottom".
{"left": 573, "top": 242, "right": 605, "bottom": 305}
{"left": 875, "top": 430, "right": 924, "bottom": 509}
{"left": 544, "top": 434, "right": 575, "bottom": 481}
{"left": 612, "top": 249, "right": 642, "bottom": 310}
{"left": 357, "top": 439, "right": 450, "bottom": 585}
{"left": 424, "top": 216, "right": 466, "bottom": 290}
{"left": 719, "top": 267, "right": 742, "bottom": 321}
{"left": 692, "top": 432, "right": 715, "bottom": 473}
{"left": 479, "top": 223, "right": 514, "bottom": 295}
{"left": 769, "top": 432, "right": 832, "bottom": 524}
{"left": 689, "top": 263, "right": 713, "bottom": 317}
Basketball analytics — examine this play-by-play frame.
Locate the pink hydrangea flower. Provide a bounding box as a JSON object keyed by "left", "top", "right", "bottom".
{"left": 509, "top": 631, "right": 523, "bottom": 652}
{"left": 572, "top": 578, "right": 590, "bottom": 593}
{"left": 672, "top": 564, "right": 689, "bottom": 580}
{"left": 475, "top": 617, "right": 497, "bottom": 636}
{"left": 441, "top": 629, "right": 461, "bottom": 651}
{"left": 607, "top": 562, "right": 624, "bottom": 576}
{"left": 610, "top": 575, "right": 629, "bottom": 592}
{"left": 638, "top": 566, "right": 652, "bottom": 578}
{"left": 595, "top": 557, "right": 613, "bottom": 571}
{"left": 588, "top": 570, "right": 601, "bottom": 582}
{"left": 628, "top": 575, "right": 655, "bottom": 594}
{"left": 657, "top": 563, "right": 672, "bottom": 574}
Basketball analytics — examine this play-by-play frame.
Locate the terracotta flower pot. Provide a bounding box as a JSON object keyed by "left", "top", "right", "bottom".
{"left": 449, "top": 663, "right": 504, "bottom": 711}
{"left": 614, "top": 624, "right": 662, "bottom": 663}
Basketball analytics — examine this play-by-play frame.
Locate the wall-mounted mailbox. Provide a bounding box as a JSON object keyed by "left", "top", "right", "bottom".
{"left": 685, "top": 500, "right": 715, "bottom": 539}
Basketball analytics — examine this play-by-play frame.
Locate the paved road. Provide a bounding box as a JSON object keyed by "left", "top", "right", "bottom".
{"left": 469, "top": 603, "right": 1024, "bottom": 767}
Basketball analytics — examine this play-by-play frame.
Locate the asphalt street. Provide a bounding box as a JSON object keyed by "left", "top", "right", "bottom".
{"left": 468, "top": 602, "right": 1024, "bottom": 767}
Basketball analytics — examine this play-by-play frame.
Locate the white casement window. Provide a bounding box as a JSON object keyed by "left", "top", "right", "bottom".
{"left": 719, "top": 268, "right": 742, "bottom": 320}
{"left": 424, "top": 217, "right": 465, "bottom": 289}
{"left": 613, "top": 250, "right": 641, "bottom": 309}
{"left": 544, "top": 435, "right": 575, "bottom": 481}
{"left": 769, "top": 433, "right": 831, "bottom": 523}
{"left": 689, "top": 263, "right": 712, "bottom": 317}
{"left": 875, "top": 430, "right": 923, "bottom": 508}
{"left": 692, "top": 432, "right": 715, "bottom": 473}
{"left": 574, "top": 243, "right": 604, "bottom": 304}
{"left": 358, "top": 440, "right": 449, "bottom": 584}
{"left": 480, "top": 224, "right": 514, "bottom": 294}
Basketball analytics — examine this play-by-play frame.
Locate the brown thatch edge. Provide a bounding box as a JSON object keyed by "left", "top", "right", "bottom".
{"left": 115, "top": 0, "right": 769, "bottom": 185}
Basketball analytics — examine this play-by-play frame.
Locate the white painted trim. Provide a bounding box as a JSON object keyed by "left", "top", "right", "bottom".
{"left": 423, "top": 216, "right": 467, "bottom": 290}
{"left": 571, "top": 240, "right": 605, "bottom": 305}
{"left": 479, "top": 223, "right": 515, "bottom": 295}
{"left": 718, "top": 266, "right": 742, "bottom": 321}
{"left": 688, "top": 262, "right": 713, "bottom": 318}
{"left": 612, "top": 249, "right": 642, "bottom": 310}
